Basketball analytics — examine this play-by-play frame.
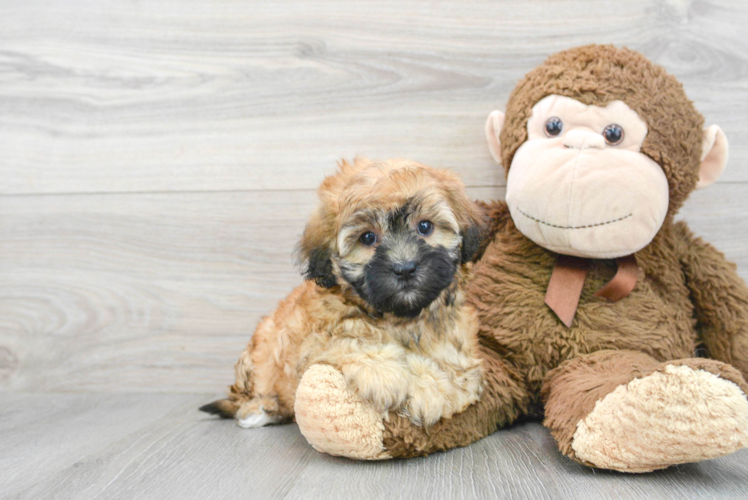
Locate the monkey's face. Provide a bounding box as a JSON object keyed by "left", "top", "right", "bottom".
{"left": 505, "top": 95, "right": 669, "bottom": 259}
{"left": 335, "top": 196, "right": 462, "bottom": 318}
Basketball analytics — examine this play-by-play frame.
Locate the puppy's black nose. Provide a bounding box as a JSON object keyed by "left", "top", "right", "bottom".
{"left": 393, "top": 261, "right": 418, "bottom": 280}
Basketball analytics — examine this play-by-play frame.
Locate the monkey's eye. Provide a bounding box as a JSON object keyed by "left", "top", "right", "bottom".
{"left": 544, "top": 117, "right": 563, "bottom": 137}
{"left": 359, "top": 231, "right": 377, "bottom": 246}
{"left": 417, "top": 220, "right": 434, "bottom": 236}
{"left": 603, "top": 124, "right": 624, "bottom": 145}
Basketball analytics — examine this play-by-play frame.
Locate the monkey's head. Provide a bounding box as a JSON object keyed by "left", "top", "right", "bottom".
{"left": 299, "top": 158, "right": 485, "bottom": 318}
{"left": 485, "top": 45, "right": 729, "bottom": 259}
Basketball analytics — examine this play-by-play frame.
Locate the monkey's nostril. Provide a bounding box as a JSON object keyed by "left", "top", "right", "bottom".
{"left": 393, "top": 261, "right": 418, "bottom": 279}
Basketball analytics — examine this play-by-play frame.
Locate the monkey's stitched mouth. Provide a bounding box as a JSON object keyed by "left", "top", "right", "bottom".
{"left": 517, "top": 208, "right": 633, "bottom": 230}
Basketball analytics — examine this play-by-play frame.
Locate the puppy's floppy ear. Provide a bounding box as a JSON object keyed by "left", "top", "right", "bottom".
{"left": 460, "top": 223, "right": 484, "bottom": 263}
{"left": 297, "top": 158, "right": 369, "bottom": 288}
{"left": 435, "top": 169, "right": 488, "bottom": 263}
{"left": 298, "top": 212, "right": 337, "bottom": 288}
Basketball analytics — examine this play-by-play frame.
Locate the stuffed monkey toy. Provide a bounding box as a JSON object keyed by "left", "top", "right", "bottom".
{"left": 293, "top": 45, "right": 748, "bottom": 472}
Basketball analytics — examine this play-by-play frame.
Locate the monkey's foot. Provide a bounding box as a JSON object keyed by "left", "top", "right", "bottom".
{"left": 295, "top": 364, "right": 390, "bottom": 460}
{"left": 572, "top": 363, "right": 748, "bottom": 472}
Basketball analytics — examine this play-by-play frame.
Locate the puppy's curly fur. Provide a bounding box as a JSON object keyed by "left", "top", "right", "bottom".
{"left": 201, "top": 158, "right": 486, "bottom": 428}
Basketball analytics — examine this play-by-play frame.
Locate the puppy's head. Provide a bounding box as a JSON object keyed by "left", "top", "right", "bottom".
{"left": 299, "top": 158, "right": 485, "bottom": 318}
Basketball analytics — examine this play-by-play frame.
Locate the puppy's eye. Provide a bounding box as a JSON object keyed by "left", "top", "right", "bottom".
{"left": 359, "top": 231, "right": 377, "bottom": 246}
{"left": 545, "top": 117, "right": 563, "bottom": 137}
{"left": 417, "top": 220, "right": 433, "bottom": 236}
{"left": 603, "top": 124, "right": 624, "bottom": 145}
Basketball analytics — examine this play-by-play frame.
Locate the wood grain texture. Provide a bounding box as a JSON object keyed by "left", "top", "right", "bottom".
{"left": 0, "top": 185, "right": 746, "bottom": 393}
{"left": 2, "top": 1, "right": 748, "bottom": 496}
{"left": 1, "top": 393, "right": 748, "bottom": 500}
{"left": 1, "top": 0, "right": 748, "bottom": 195}
{"left": 0, "top": 187, "right": 499, "bottom": 392}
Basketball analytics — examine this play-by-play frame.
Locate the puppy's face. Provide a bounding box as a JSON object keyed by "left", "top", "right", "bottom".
{"left": 300, "top": 159, "right": 484, "bottom": 318}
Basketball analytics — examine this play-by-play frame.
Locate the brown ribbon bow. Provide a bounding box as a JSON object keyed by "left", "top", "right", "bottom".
{"left": 544, "top": 254, "right": 639, "bottom": 327}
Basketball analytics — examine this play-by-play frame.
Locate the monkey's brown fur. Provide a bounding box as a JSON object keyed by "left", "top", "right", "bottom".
{"left": 359, "top": 46, "right": 748, "bottom": 466}
{"left": 203, "top": 158, "right": 487, "bottom": 428}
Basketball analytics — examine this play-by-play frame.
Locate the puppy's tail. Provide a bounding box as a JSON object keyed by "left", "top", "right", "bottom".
{"left": 199, "top": 398, "right": 240, "bottom": 419}
{"left": 201, "top": 340, "right": 256, "bottom": 419}
{"left": 200, "top": 385, "right": 251, "bottom": 419}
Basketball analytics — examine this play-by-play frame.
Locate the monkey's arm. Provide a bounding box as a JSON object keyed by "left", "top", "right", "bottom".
{"left": 674, "top": 221, "right": 748, "bottom": 378}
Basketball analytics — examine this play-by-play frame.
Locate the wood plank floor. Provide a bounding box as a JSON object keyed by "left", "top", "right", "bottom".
{"left": 1, "top": 393, "right": 748, "bottom": 500}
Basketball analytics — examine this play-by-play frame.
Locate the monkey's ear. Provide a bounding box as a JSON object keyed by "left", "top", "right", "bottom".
{"left": 696, "top": 125, "right": 729, "bottom": 189}
{"left": 485, "top": 110, "right": 505, "bottom": 165}
{"left": 461, "top": 224, "right": 484, "bottom": 264}
{"left": 297, "top": 213, "right": 337, "bottom": 289}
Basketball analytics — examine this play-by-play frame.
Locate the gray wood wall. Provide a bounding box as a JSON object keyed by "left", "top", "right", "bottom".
{"left": 1, "top": 0, "right": 747, "bottom": 393}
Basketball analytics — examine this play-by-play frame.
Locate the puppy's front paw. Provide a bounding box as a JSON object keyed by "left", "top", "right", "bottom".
{"left": 340, "top": 346, "right": 410, "bottom": 414}
{"left": 402, "top": 354, "right": 482, "bottom": 427}
{"left": 295, "top": 364, "right": 390, "bottom": 460}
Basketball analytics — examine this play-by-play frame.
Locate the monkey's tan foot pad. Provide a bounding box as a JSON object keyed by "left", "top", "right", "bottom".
{"left": 572, "top": 364, "right": 748, "bottom": 473}
{"left": 295, "top": 364, "right": 391, "bottom": 460}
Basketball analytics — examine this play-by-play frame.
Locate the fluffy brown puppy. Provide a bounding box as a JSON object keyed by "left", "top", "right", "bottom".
{"left": 201, "top": 158, "right": 486, "bottom": 441}
{"left": 295, "top": 45, "right": 748, "bottom": 472}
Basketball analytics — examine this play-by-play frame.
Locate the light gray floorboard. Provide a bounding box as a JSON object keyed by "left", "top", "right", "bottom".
{"left": 1, "top": 393, "right": 748, "bottom": 500}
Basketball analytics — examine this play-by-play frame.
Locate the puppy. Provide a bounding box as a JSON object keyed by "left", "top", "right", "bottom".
{"left": 201, "top": 158, "right": 486, "bottom": 428}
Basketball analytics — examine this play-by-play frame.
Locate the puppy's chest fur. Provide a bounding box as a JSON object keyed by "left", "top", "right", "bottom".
{"left": 298, "top": 277, "right": 478, "bottom": 375}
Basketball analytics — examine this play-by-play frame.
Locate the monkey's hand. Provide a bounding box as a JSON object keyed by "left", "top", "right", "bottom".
{"left": 675, "top": 221, "right": 748, "bottom": 379}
